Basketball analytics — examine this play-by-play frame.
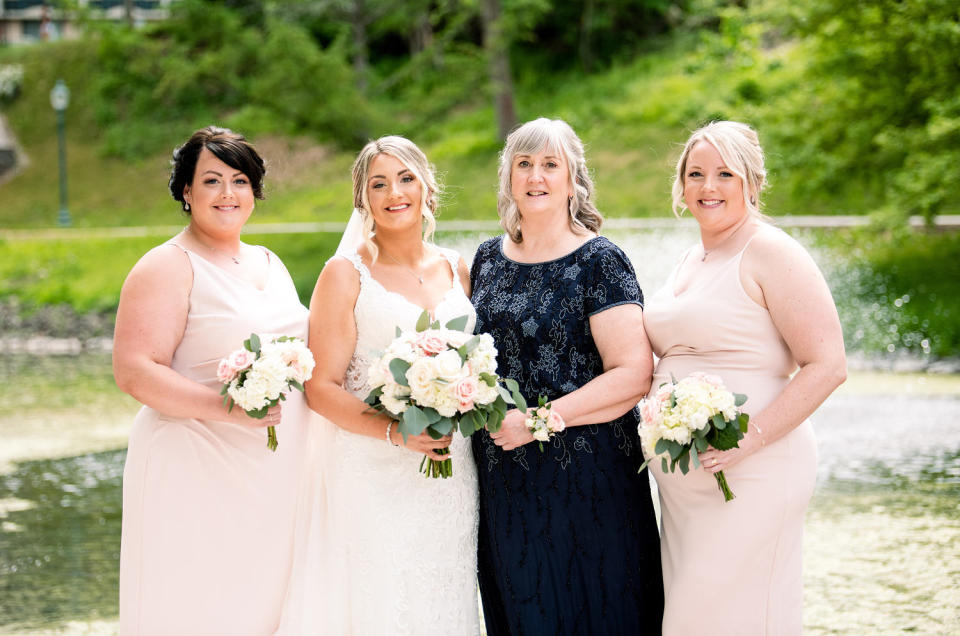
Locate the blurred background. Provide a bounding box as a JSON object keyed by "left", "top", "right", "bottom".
{"left": 0, "top": 0, "right": 958, "bottom": 633}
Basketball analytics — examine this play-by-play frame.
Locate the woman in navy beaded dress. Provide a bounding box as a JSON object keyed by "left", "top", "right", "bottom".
{"left": 470, "top": 118, "right": 663, "bottom": 635}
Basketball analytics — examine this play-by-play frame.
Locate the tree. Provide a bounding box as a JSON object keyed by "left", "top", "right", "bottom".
{"left": 481, "top": 0, "right": 516, "bottom": 140}
{"left": 757, "top": 0, "right": 960, "bottom": 221}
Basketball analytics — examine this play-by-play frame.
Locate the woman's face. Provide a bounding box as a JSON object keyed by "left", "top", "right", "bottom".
{"left": 365, "top": 153, "right": 424, "bottom": 233}
{"left": 509, "top": 145, "right": 573, "bottom": 218}
{"left": 682, "top": 141, "right": 750, "bottom": 230}
{"left": 183, "top": 148, "right": 255, "bottom": 237}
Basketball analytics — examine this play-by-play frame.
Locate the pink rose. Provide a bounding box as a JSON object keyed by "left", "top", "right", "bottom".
{"left": 548, "top": 410, "right": 565, "bottom": 432}
{"left": 415, "top": 331, "right": 448, "bottom": 356}
{"left": 217, "top": 358, "right": 237, "bottom": 383}
{"left": 536, "top": 407, "right": 550, "bottom": 420}
{"left": 639, "top": 398, "right": 660, "bottom": 426}
{"left": 453, "top": 376, "right": 479, "bottom": 412}
{"left": 228, "top": 349, "right": 256, "bottom": 372}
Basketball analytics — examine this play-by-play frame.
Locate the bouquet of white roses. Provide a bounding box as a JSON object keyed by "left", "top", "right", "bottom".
{"left": 365, "top": 311, "right": 526, "bottom": 478}
{"left": 218, "top": 333, "right": 315, "bottom": 452}
{"left": 637, "top": 372, "right": 749, "bottom": 501}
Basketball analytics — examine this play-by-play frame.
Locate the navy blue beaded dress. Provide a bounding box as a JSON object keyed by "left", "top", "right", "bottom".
{"left": 470, "top": 235, "right": 663, "bottom": 636}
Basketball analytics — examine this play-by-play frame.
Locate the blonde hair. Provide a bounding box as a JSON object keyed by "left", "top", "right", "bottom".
{"left": 351, "top": 136, "right": 440, "bottom": 261}
{"left": 671, "top": 121, "right": 767, "bottom": 218}
{"left": 497, "top": 117, "right": 602, "bottom": 243}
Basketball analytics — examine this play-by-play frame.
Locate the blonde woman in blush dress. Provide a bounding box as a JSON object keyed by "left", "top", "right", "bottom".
{"left": 642, "top": 121, "right": 846, "bottom": 635}
{"left": 115, "top": 127, "right": 310, "bottom": 635}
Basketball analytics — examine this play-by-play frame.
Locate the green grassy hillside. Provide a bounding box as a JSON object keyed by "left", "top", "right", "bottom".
{"left": 0, "top": 33, "right": 873, "bottom": 229}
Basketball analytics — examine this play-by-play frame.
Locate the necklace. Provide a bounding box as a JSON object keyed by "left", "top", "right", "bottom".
{"left": 187, "top": 227, "right": 241, "bottom": 264}
{"left": 381, "top": 248, "right": 425, "bottom": 285}
{"left": 701, "top": 220, "right": 749, "bottom": 262}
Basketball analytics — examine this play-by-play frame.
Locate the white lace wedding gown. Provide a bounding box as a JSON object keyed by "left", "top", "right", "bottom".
{"left": 278, "top": 247, "right": 480, "bottom": 635}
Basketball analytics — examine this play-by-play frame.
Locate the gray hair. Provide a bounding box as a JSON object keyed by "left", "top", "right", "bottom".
{"left": 497, "top": 117, "right": 602, "bottom": 243}
{"left": 351, "top": 135, "right": 440, "bottom": 261}
{"left": 671, "top": 120, "right": 767, "bottom": 218}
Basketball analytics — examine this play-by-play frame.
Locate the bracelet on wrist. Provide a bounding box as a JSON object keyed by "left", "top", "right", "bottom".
{"left": 386, "top": 420, "right": 399, "bottom": 446}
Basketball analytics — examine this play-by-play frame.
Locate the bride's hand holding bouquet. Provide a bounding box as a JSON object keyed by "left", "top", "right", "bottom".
{"left": 365, "top": 310, "right": 526, "bottom": 478}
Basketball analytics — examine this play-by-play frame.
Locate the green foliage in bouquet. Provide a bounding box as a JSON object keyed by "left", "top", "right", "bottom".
{"left": 651, "top": 392, "right": 749, "bottom": 477}
{"left": 363, "top": 310, "right": 526, "bottom": 444}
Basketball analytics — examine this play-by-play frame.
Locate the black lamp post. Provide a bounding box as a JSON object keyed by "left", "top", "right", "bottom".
{"left": 49, "top": 79, "right": 71, "bottom": 227}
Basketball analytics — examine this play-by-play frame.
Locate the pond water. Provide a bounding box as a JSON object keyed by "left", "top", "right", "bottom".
{"left": 1, "top": 354, "right": 957, "bottom": 635}
{"left": 1, "top": 227, "right": 957, "bottom": 634}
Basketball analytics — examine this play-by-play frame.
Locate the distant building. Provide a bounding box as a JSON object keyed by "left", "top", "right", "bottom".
{"left": 0, "top": 1, "right": 173, "bottom": 45}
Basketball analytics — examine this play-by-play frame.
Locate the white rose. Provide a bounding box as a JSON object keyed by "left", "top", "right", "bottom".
{"left": 433, "top": 349, "right": 464, "bottom": 383}
{"left": 406, "top": 358, "right": 438, "bottom": 405}
{"left": 532, "top": 426, "right": 551, "bottom": 442}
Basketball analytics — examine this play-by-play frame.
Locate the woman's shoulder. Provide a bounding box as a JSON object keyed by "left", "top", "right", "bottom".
{"left": 121, "top": 242, "right": 192, "bottom": 297}
{"left": 579, "top": 235, "right": 635, "bottom": 269}
{"left": 133, "top": 241, "right": 192, "bottom": 279}
{"left": 746, "top": 222, "right": 810, "bottom": 261}
{"left": 475, "top": 235, "right": 504, "bottom": 257}
{"left": 743, "top": 222, "right": 821, "bottom": 280}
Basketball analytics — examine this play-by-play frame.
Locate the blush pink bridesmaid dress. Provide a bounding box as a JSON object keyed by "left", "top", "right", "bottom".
{"left": 643, "top": 224, "right": 818, "bottom": 636}
{"left": 119, "top": 245, "right": 310, "bottom": 635}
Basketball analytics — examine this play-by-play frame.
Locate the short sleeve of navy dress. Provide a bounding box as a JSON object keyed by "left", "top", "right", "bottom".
{"left": 469, "top": 235, "right": 663, "bottom": 636}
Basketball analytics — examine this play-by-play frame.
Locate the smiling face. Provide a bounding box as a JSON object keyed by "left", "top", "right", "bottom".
{"left": 182, "top": 147, "right": 255, "bottom": 237}
{"left": 365, "top": 153, "right": 424, "bottom": 233}
{"left": 682, "top": 141, "right": 751, "bottom": 230}
{"left": 509, "top": 145, "right": 573, "bottom": 218}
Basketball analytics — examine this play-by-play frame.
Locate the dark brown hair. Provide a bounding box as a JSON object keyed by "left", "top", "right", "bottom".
{"left": 168, "top": 126, "right": 266, "bottom": 213}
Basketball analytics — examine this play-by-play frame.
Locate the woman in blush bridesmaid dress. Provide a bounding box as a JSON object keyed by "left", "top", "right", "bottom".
{"left": 114, "top": 127, "right": 311, "bottom": 635}
{"left": 642, "top": 121, "right": 847, "bottom": 635}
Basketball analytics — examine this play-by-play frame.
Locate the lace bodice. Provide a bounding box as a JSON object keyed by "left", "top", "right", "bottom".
{"left": 340, "top": 247, "right": 476, "bottom": 397}
{"left": 324, "top": 246, "right": 481, "bottom": 635}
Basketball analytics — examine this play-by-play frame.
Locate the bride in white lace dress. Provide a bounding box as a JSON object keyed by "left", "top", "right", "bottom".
{"left": 278, "top": 136, "right": 480, "bottom": 635}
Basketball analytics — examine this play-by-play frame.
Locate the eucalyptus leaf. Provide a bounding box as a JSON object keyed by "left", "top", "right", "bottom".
{"left": 432, "top": 418, "right": 454, "bottom": 435}
{"left": 661, "top": 456, "right": 669, "bottom": 473}
{"left": 734, "top": 393, "right": 748, "bottom": 407}
{"left": 289, "top": 379, "right": 304, "bottom": 392}
{"left": 712, "top": 413, "right": 726, "bottom": 430}
{"left": 667, "top": 440, "right": 684, "bottom": 461}
{"left": 421, "top": 407, "right": 443, "bottom": 425}
{"left": 415, "top": 310, "right": 431, "bottom": 332}
{"left": 654, "top": 438, "right": 672, "bottom": 456}
{"left": 248, "top": 333, "right": 261, "bottom": 354}
{"left": 445, "top": 315, "right": 469, "bottom": 332}
{"left": 479, "top": 372, "right": 497, "bottom": 387}
{"left": 400, "top": 405, "right": 429, "bottom": 438}
{"left": 389, "top": 358, "right": 411, "bottom": 386}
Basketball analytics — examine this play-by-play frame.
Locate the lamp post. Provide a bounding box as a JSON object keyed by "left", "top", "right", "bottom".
{"left": 49, "top": 79, "right": 71, "bottom": 227}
